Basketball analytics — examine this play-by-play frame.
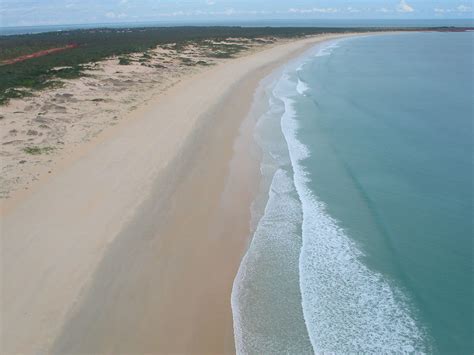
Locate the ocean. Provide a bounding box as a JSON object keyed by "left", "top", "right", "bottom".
{"left": 232, "top": 32, "right": 473, "bottom": 354}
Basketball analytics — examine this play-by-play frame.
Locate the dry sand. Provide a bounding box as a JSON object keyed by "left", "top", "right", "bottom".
{"left": 1, "top": 33, "right": 357, "bottom": 354}
{"left": 0, "top": 37, "right": 276, "bottom": 200}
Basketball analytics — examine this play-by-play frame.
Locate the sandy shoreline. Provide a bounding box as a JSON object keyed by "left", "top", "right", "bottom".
{"left": 2, "top": 33, "right": 360, "bottom": 354}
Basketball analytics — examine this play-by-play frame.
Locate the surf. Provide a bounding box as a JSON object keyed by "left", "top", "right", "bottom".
{"left": 231, "top": 35, "right": 457, "bottom": 353}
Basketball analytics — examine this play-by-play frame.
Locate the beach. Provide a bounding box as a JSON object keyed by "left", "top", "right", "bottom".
{"left": 1, "top": 33, "right": 354, "bottom": 354}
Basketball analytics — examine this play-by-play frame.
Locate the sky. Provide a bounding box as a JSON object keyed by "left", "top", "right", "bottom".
{"left": 0, "top": 0, "right": 473, "bottom": 27}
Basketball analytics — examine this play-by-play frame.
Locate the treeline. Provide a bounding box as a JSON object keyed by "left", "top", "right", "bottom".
{"left": 0, "top": 26, "right": 385, "bottom": 61}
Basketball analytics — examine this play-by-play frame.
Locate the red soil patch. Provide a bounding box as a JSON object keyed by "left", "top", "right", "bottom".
{"left": 1, "top": 44, "right": 78, "bottom": 65}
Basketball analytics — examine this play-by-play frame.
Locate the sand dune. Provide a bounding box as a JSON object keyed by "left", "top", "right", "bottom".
{"left": 0, "top": 37, "right": 276, "bottom": 200}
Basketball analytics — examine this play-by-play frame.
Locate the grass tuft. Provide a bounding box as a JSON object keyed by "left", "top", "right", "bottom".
{"left": 118, "top": 56, "right": 131, "bottom": 65}
{"left": 23, "top": 146, "right": 55, "bottom": 155}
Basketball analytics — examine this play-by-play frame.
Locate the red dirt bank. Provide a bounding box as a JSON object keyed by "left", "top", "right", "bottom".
{"left": 1, "top": 44, "right": 78, "bottom": 65}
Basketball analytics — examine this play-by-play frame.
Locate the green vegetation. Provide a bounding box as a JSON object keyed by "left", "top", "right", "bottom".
{"left": 196, "top": 60, "right": 212, "bottom": 66}
{"left": 23, "top": 146, "right": 55, "bottom": 155}
{"left": 200, "top": 42, "right": 249, "bottom": 58}
{"left": 118, "top": 56, "right": 132, "bottom": 65}
{"left": 141, "top": 52, "right": 153, "bottom": 59}
{"left": 0, "top": 25, "right": 462, "bottom": 105}
{"left": 49, "top": 65, "right": 86, "bottom": 79}
{"left": 180, "top": 57, "right": 194, "bottom": 65}
{"left": 138, "top": 53, "right": 152, "bottom": 63}
{"left": 0, "top": 88, "right": 32, "bottom": 104}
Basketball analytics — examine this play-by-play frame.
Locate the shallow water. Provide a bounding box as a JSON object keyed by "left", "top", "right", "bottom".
{"left": 232, "top": 32, "right": 473, "bottom": 354}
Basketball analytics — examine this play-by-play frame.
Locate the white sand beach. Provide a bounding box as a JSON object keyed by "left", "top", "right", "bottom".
{"left": 1, "top": 33, "right": 357, "bottom": 354}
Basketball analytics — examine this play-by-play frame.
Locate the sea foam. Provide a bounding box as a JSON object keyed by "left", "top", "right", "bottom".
{"left": 275, "top": 44, "right": 427, "bottom": 352}
{"left": 231, "top": 169, "right": 313, "bottom": 354}
{"left": 232, "top": 38, "right": 427, "bottom": 354}
{"left": 231, "top": 74, "right": 313, "bottom": 354}
{"left": 296, "top": 79, "right": 310, "bottom": 96}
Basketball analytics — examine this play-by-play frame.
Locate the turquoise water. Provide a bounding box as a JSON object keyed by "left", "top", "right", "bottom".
{"left": 232, "top": 32, "right": 473, "bottom": 354}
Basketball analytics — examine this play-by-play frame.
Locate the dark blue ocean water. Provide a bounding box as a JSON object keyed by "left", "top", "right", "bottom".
{"left": 232, "top": 32, "right": 473, "bottom": 354}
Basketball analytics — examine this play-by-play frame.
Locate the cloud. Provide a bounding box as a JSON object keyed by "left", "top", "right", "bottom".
{"left": 397, "top": 0, "right": 414, "bottom": 13}
{"left": 222, "top": 8, "right": 236, "bottom": 15}
{"left": 434, "top": 4, "right": 473, "bottom": 14}
{"left": 346, "top": 7, "right": 361, "bottom": 13}
{"left": 105, "top": 11, "right": 127, "bottom": 19}
{"left": 155, "top": 8, "right": 272, "bottom": 17}
{"left": 457, "top": 4, "right": 472, "bottom": 12}
{"left": 288, "top": 7, "right": 339, "bottom": 14}
{"left": 5, "top": 0, "right": 468, "bottom": 27}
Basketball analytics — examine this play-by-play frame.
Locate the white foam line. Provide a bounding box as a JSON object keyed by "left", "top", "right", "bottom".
{"left": 274, "top": 40, "right": 428, "bottom": 353}
{"left": 232, "top": 35, "right": 427, "bottom": 354}
{"left": 296, "top": 79, "right": 310, "bottom": 96}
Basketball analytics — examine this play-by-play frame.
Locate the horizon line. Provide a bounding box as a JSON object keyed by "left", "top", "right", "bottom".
{"left": 1, "top": 18, "right": 473, "bottom": 30}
